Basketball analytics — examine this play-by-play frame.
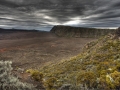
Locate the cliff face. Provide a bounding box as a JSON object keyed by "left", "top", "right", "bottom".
{"left": 116, "top": 27, "right": 120, "bottom": 37}
{"left": 50, "top": 25, "right": 115, "bottom": 38}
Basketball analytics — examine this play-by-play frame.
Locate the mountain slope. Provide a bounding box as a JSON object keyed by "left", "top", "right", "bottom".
{"left": 28, "top": 29, "right": 120, "bottom": 90}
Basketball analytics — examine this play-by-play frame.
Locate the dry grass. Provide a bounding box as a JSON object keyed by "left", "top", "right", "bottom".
{"left": 29, "top": 34, "right": 120, "bottom": 90}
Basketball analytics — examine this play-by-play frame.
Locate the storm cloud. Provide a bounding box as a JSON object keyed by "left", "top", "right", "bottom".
{"left": 0, "top": 0, "right": 120, "bottom": 30}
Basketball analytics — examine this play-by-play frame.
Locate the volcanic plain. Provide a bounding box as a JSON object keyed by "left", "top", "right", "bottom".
{"left": 0, "top": 30, "right": 95, "bottom": 69}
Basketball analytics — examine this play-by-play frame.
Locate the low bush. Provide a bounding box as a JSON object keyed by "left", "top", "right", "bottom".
{"left": 0, "top": 61, "right": 37, "bottom": 90}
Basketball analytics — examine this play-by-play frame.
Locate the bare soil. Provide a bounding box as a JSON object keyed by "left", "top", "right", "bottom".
{"left": 0, "top": 31, "right": 95, "bottom": 69}
{"left": 0, "top": 31, "right": 95, "bottom": 89}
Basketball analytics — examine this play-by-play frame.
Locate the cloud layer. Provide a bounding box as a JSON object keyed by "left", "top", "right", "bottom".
{"left": 0, "top": 0, "right": 120, "bottom": 30}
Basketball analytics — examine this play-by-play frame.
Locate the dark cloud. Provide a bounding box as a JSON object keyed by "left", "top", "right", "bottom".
{"left": 0, "top": 0, "right": 120, "bottom": 30}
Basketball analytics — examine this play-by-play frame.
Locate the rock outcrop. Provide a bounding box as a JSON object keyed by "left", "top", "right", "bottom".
{"left": 116, "top": 27, "right": 120, "bottom": 37}
{"left": 50, "top": 25, "right": 115, "bottom": 38}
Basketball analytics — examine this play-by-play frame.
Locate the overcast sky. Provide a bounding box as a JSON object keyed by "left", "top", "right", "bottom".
{"left": 0, "top": 0, "right": 120, "bottom": 31}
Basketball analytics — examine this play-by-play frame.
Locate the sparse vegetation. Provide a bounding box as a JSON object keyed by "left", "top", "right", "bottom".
{"left": 0, "top": 61, "right": 37, "bottom": 90}
{"left": 26, "top": 69, "right": 43, "bottom": 81}
{"left": 1, "top": 27, "right": 119, "bottom": 90}
{"left": 27, "top": 32, "right": 120, "bottom": 90}
{"left": 51, "top": 25, "right": 115, "bottom": 38}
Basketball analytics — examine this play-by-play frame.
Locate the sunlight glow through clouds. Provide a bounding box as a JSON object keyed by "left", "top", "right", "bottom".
{"left": 83, "top": 14, "right": 102, "bottom": 19}
{"left": 63, "top": 17, "right": 85, "bottom": 25}
{"left": 1, "top": 16, "right": 15, "bottom": 20}
{"left": 0, "top": 25, "right": 7, "bottom": 26}
{"left": 0, "top": 25, "right": 14, "bottom": 29}
{"left": 46, "top": 21, "right": 60, "bottom": 25}
{"left": 34, "top": 12, "right": 53, "bottom": 20}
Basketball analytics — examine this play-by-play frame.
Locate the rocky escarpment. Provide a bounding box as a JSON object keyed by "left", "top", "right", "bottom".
{"left": 50, "top": 25, "right": 115, "bottom": 38}
{"left": 116, "top": 27, "right": 120, "bottom": 37}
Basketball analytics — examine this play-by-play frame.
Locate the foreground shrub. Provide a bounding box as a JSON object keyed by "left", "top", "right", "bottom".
{"left": 26, "top": 69, "right": 43, "bottom": 82}
{"left": 0, "top": 61, "right": 37, "bottom": 90}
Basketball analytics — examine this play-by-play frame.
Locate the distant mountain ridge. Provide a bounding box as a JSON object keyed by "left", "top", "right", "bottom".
{"left": 0, "top": 28, "right": 39, "bottom": 33}
{"left": 50, "top": 25, "right": 115, "bottom": 38}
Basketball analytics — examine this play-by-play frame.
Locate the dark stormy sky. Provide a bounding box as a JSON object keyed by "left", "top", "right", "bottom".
{"left": 0, "top": 0, "right": 120, "bottom": 31}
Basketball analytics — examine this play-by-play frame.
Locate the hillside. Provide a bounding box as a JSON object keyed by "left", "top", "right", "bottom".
{"left": 28, "top": 28, "right": 120, "bottom": 90}
{"left": 50, "top": 25, "right": 115, "bottom": 38}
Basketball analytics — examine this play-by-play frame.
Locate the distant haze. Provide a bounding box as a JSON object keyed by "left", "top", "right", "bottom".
{"left": 0, "top": 0, "right": 120, "bottom": 31}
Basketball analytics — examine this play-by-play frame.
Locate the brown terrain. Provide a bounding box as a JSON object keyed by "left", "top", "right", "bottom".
{"left": 0, "top": 30, "right": 95, "bottom": 69}
{"left": 0, "top": 29, "right": 96, "bottom": 89}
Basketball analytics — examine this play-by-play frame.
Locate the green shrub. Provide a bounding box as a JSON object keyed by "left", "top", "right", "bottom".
{"left": 26, "top": 69, "right": 43, "bottom": 81}
{"left": 43, "top": 77, "right": 57, "bottom": 90}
